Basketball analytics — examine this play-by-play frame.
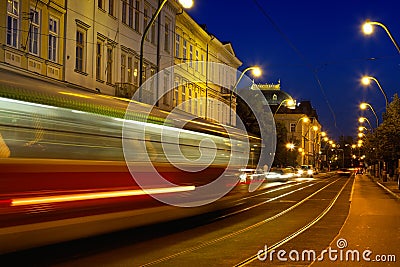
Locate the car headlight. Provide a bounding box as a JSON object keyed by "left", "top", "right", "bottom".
{"left": 307, "top": 170, "right": 313, "bottom": 175}
{"left": 298, "top": 170, "right": 304, "bottom": 174}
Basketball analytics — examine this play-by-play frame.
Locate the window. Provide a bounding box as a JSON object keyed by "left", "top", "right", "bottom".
{"left": 290, "top": 123, "right": 296, "bottom": 133}
{"left": 29, "top": 8, "right": 40, "bottom": 55}
{"left": 182, "top": 39, "right": 187, "bottom": 62}
{"left": 127, "top": 56, "right": 132, "bottom": 83}
{"left": 181, "top": 83, "right": 186, "bottom": 111}
{"left": 143, "top": 6, "right": 149, "bottom": 40}
{"left": 122, "top": 0, "right": 127, "bottom": 24}
{"left": 98, "top": 0, "right": 104, "bottom": 9}
{"left": 128, "top": 0, "right": 134, "bottom": 27}
{"left": 174, "top": 80, "right": 179, "bottom": 107}
{"left": 75, "top": 29, "right": 85, "bottom": 72}
{"left": 142, "top": 64, "right": 147, "bottom": 81}
{"left": 151, "top": 14, "right": 156, "bottom": 44}
{"left": 134, "top": 1, "right": 140, "bottom": 32}
{"left": 201, "top": 54, "right": 204, "bottom": 75}
{"left": 121, "top": 54, "right": 126, "bottom": 82}
{"left": 194, "top": 90, "right": 198, "bottom": 115}
{"left": 188, "top": 84, "right": 192, "bottom": 112}
{"left": 164, "top": 20, "right": 170, "bottom": 52}
{"left": 195, "top": 50, "right": 199, "bottom": 71}
{"left": 6, "top": 0, "right": 19, "bottom": 48}
{"left": 189, "top": 44, "right": 193, "bottom": 67}
{"left": 109, "top": 0, "right": 114, "bottom": 16}
{"left": 175, "top": 34, "right": 180, "bottom": 58}
{"left": 96, "top": 40, "right": 102, "bottom": 80}
{"left": 106, "top": 47, "right": 113, "bottom": 83}
{"left": 134, "top": 59, "right": 139, "bottom": 85}
{"left": 48, "top": 17, "right": 58, "bottom": 62}
{"left": 163, "top": 72, "right": 170, "bottom": 105}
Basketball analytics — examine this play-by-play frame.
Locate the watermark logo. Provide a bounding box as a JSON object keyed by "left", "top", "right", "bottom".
{"left": 121, "top": 62, "right": 276, "bottom": 207}
{"left": 257, "top": 238, "right": 396, "bottom": 263}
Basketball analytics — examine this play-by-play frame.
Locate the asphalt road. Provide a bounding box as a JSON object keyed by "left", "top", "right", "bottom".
{"left": 3, "top": 173, "right": 399, "bottom": 266}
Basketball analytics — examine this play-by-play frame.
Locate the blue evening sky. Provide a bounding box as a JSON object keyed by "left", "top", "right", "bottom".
{"left": 187, "top": 0, "right": 400, "bottom": 140}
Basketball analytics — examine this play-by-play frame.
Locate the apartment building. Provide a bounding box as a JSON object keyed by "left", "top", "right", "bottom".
{"left": 2, "top": 0, "right": 66, "bottom": 80}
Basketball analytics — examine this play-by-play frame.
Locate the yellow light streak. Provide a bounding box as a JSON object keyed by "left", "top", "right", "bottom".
{"left": 11, "top": 186, "right": 195, "bottom": 206}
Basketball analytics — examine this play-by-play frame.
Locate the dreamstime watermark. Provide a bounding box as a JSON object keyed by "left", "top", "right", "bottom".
{"left": 257, "top": 238, "right": 397, "bottom": 263}
{"left": 121, "top": 62, "right": 276, "bottom": 207}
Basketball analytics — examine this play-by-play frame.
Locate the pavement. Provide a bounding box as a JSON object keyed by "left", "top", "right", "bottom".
{"left": 369, "top": 175, "right": 400, "bottom": 199}
{"left": 312, "top": 173, "right": 400, "bottom": 266}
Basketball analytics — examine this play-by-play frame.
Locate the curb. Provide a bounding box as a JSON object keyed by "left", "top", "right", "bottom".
{"left": 367, "top": 175, "right": 400, "bottom": 200}
{"left": 375, "top": 180, "right": 400, "bottom": 200}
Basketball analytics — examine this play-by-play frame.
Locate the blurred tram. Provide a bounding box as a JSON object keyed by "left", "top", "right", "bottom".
{"left": 0, "top": 68, "right": 262, "bottom": 254}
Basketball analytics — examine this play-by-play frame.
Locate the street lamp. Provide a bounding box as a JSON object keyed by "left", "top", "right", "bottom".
{"left": 362, "top": 20, "right": 400, "bottom": 54}
{"left": 361, "top": 76, "right": 389, "bottom": 109}
{"left": 138, "top": 0, "right": 194, "bottom": 101}
{"left": 274, "top": 98, "right": 296, "bottom": 115}
{"left": 359, "top": 102, "right": 379, "bottom": 127}
{"left": 359, "top": 116, "right": 373, "bottom": 130}
{"left": 229, "top": 66, "right": 262, "bottom": 125}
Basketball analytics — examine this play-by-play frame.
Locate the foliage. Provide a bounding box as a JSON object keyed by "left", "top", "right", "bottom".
{"left": 364, "top": 94, "right": 400, "bottom": 165}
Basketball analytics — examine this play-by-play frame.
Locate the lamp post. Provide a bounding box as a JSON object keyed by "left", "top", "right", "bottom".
{"left": 138, "top": 0, "right": 193, "bottom": 102}
{"left": 360, "top": 102, "right": 379, "bottom": 128}
{"left": 359, "top": 116, "right": 373, "bottom": 131}
{"left": 229, "top": 66, "right": 261, "bottom": 125}
{"left": 361, "top": 76, "right": 389, "bottom": 110}
{"left": 274, "top": 98, "right": 296, "bottom": 116}
{"left": 362, "top": 20, "right": 400, "bottom": 54}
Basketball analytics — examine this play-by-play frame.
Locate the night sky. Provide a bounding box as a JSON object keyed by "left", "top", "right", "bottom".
{"left": 187, "top": 0, "right": 400, "bottom": 141}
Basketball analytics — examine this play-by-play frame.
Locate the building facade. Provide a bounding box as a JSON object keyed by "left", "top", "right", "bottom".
{"left": 258, "top": 82, "right": 322, "bottom": 167}
{"left": 2, "top": 0, "right": 66, "bottom": 80}
{"left": 64, "top": 0, "right": 179, "bottom": 98}
{"left": 171, "top": 11, "right": 242, "bottom": 125}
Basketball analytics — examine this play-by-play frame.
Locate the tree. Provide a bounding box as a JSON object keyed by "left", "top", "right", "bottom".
{"left": 364, "top": 94, "right": 400, "bottom": 176}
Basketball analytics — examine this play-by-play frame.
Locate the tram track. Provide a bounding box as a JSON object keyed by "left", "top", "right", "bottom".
{"left": 137, "top": 176, "right": 351, "bottom": 266}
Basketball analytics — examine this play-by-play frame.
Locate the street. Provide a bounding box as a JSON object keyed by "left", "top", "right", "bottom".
{"left": 3, "top": 173, "right": 397, "bottom": 266}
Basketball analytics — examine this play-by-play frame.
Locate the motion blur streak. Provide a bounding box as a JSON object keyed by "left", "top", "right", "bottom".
{"left": 10, "top": 186, "right": 196, "bottom": 206}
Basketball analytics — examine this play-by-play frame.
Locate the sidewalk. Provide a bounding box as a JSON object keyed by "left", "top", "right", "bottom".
{"left": 368, "top": 174, "right": 400, "bottom": 200}
{"left": 312, "top": 174, "right": 400, "bottom": 266}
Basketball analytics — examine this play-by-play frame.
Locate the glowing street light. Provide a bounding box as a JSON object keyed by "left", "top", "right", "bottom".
{"left": 286, "top": 143, "right": 295, "bottom": 150}
{"left": 359, "top": 116, "right": 373, "bottom": 130}
{"left": 138, "top": 0, "right": 194, "bottom": 101}
{"left": 361, "top": 76, "right": 389, "bottom": 109}
{"left": 362, "top": 20, "right": 400, "bottom": 54}
{"left": 229, "top": 66, "right": 262, "bottom": 125}
{"left": 274, "top": 98, "right": 296, "bottom": 115}
{"left": 359, "top": 102, "right": 379, "bottom": 127}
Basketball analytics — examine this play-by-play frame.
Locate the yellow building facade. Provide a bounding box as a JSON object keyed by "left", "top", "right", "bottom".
{"left": 170, "top": 11, "right": 242, "bottom": 125}
{"left": 1, "top": 0, "right": 66, "bottom": 80}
